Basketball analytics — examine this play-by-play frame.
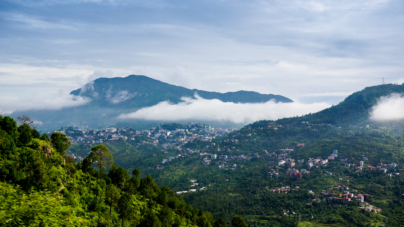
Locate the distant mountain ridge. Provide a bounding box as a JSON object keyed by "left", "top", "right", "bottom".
{"left": 13, "top": 75, "right": 292, "bottom": 131}
{"left": 70, "top": 75, "right": 292, "bottom": 107}
{"left": 261, "top": 83, "right": 404, "bottom": 126}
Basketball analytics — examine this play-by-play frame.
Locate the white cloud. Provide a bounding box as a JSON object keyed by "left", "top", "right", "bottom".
{"left": 110, "top": 90, "right": 137, "bottom": 104}
{"left": 300, "top": 91, "right": 353, "bottom": 97}
{"left": 369, "top": 93, "right": 404, "bottom": 121}
{"left": 1, "top": 0, "right": 404, "bottom": 106}
{"left": 5, "top": 13, "right": 77, "bottom": 30}
{"left": 0, "top": 91, "right": 90, "bottom": 113}
{"left": 118, "top": 95, "right": 330, "bottom": 124}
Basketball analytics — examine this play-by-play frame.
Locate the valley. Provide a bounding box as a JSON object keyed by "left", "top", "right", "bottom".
{"left": 4, "top": 84, "right": 404, "bottom": 226}
{"left": 65, "top": 119, "right": 404, "bottom": 226}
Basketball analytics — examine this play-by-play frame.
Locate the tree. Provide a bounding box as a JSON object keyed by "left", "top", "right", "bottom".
{"left": 139, "top": 175, "right": 160, "bottom": 199}
{"left": 50, "top": 132, "right": 71, "bottom": 156}
{"left": 132, "top": 168, "right": 141, "bottom": 177}
{"left": 40, "top": 133, "right": 50, "bottom": 142}
{"left": 139, "top": 209, "right": 162, "bottom": 227}
{"left": 105, "top": 184, "right": 120, "bottom": 215}
{"left": 90, "top": 144, "right": 113, "bottom": 176}
{"left": 0, "top": 130, "right": 16, "bottom": 156}
{"left": 0, "top": 116, "right": 19, "bottom": 142}
{"left": 18, "top": 124, "right": 32, "bottom": 146}
{"left": 17, "top": 115, "right": 34, "bottom": 126}
{"left": 81, "top": 152, "right": 95, "bottom": 174}
{"left": 159, "top": 205, "right": 175, "bottom": 227}
{"left": 231, "top": 216, "right": 247, "bottom": 227}
{"left": 117, "top": 193, "right": 134, "bottom": 226}
{"left": 108, "top": 165, "right": 129, "bottom": 189}
{"left": 31, "top": 129, "right": 40, "bottom": 139}
{"left": 126, "top": 176, "right": 140, "bottom": 195}
{"left": 197, "top": 215, "right": 212, "bottom": 227}
{"left": 214, "top": 217, "right": 227, "bottom": 227}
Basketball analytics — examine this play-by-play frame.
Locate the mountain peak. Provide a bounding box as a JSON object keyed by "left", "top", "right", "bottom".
{"left": 71, "top": 75, "right": 293, "bottom": 106}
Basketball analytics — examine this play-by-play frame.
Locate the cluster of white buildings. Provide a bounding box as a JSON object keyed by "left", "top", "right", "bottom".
{"left": 175, "top": 180, "right": 207, "bottom": 195}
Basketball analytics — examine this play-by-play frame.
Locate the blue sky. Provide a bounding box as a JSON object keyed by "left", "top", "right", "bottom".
{"left": 1, "top": 0, "right": 404, "bottom": 113}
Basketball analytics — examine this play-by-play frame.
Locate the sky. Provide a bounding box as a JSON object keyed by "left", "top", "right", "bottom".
{"left": 1, "top": 0, "right": 404, "bottom": 116}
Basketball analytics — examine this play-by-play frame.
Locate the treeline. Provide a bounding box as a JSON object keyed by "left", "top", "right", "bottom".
{"left": 0, "top": 115, "right": 247, "bottom": 227}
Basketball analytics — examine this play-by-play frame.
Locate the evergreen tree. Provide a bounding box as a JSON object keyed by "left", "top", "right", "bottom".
{"left": 105, "top": 184, "right": 120, "bottom": 215}
{"left": 159, "top": 205, "right": 174, "bottom": 227}
{"left": 40, "top": 133, "right": 50, "bottom": 142}
{"left": 117, "top": 193, "right": 134, "bottom": 226}
{"left": 126, "top": 176, "right": 141, "bottom": 195}
{"left": 50, "top": 132, "right": 71, "bottom": 156}
{"left": 90, "top": 144, "right": 113, "bottom": 176}
{"left": 18, "top": 124, "right": 32, "bottom": 146}
{"left": 108, "top": 164, "right": 129, "bottom": 189}
{"left": 31, "top": 129, "right": 40, "bottom": 139}
{"left": 133, "top": 168, "right": 141, "bottom": 177}
{"left": 139, "top": 209, "right": 162, "bottom": 227}
{"left": 231, "top": 216, "right": 247, "bottom": 227}
{"left": 0, "top": 116, "right": 19, "bottom": 142}
{"left": 214, "top": 217, "right": 227, "bottom": 227}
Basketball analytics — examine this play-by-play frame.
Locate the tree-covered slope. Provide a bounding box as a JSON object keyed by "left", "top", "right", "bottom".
{"left": 140, "top": 123, "right": 404, "bottom": 226}
{"left": 0, "top": 115, "right": 235, "bottom": 227}
{"left": 278, "top": 83, "right": 404, "bottom": 125}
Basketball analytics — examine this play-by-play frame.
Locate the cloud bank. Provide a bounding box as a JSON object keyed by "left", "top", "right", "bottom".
{"left": 1, "top": 0, "right": 404, "bottom": 106}
{"left": 0, "top": 92, "right": 90, "bottom": 113}
{"left": 118, "top": 95, "right": 330, "bottom": 124}
{"left": 370, "top": 93, "right": 404, "bottom": 121}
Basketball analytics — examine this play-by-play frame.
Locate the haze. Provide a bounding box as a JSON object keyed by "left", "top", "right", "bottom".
{"left": 1, "top": 0, "right": 404, "bottom": 120}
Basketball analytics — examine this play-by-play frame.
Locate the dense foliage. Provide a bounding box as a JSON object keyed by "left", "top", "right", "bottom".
{"left": 0, "top": 116, "right": 235, "bottom": 226}
{"left": 277, "top": 83, "right": 404, "bottom": 125}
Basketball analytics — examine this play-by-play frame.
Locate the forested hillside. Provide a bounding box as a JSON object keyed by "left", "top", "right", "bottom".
{"left": 0, "top": 115, "right": 242, "bottom": 227}
{"left": 5, "top": 84, "right": 404, "bottom": 226}
{"left": 141, "top": 122, "right": 404, "bottom": 226}
{"left": 278, "top": 83, "right": 404, "bottom": 125}
{"left": 65, "top": 120, "right": 404, "bottom": 226}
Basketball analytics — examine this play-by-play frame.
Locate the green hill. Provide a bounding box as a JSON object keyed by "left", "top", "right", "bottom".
{"left": 0, "top": 115, "right": 235, "bottom": 227}
{"left": 277, "top": 83, "right": 404, "bottom": 126}
{"left": 90, "top": 84, "right": 404, "bottom": 226}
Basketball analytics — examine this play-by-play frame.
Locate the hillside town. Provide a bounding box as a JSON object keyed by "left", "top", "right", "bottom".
{"left": 57, "top": 124, "right": 237, "bottom": 159}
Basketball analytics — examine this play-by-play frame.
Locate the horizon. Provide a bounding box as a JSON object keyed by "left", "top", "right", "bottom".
{"left": 2, "top": 1, "right": 404, "bottom": 108}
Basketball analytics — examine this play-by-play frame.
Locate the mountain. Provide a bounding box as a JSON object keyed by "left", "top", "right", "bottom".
{"left": 14, "top": 83, "right": 404, "bottom": 226}
{"left": 127, "top": 84, "right": 404, "bottom": 226}
{"left": 12, "top": 75, "right": 292, "bottom": 131}
{"left": 275, "top": 83, "right": 404, "bottom": 126}
{"left": 63, "top": 83, "right": 404, "bottom": 226}
{"left": 70, "top": 75, "right": 292, "bottom": 107}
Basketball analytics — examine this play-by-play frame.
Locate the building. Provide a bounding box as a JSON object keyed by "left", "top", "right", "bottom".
{"left": 105, "top": 128, "right": 117, "bottom": 133}
{"left": 343, "top": 197, "right": 351, "bottom": 204}
{"left": 357, "top": 194, "right": 364, "bottom": 202}
{"left": 288, "top": 162, "right": 296, "bottom": 168}
{"left": 359, "top": 161, "right": 364, "bottom": 167}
